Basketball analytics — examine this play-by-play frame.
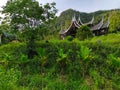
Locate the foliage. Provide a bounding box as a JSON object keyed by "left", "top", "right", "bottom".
{"left": 0, "top": 24, "right": 10, "bottom": 44}
{"left": 3, "top": 0, "right": 57, "bottom": 28}
{"left": 89, "top": 70, "right": 104, "bottom": 89}
{"left": 76, "top": 25, "right": 93, "bottom": 40}
{"left": 66, "top": 36, "right": 74, "bottom": 41}
{"left": 36, "top": 47, "right": 47, "bottom": 66}
{"left": 109, "top": 10, "right": 120, "bottom": 32}
{"left": 56, "top": 48, "right": 68, "bottom": 74}
{"left": 2, "top": 0, "right": 57, "bottom": 58}
{"left": 0, "top": 0, "right": 120, "bottom": 90}
{"left": 57, "top": 9, "right": 93, "bottom": 29}
{"left": 56, "top": 9, "right": 120, "bottom": 34}
{"left": 0, "top": 67, "right": 21, "bottom": 90}
{"left": 0, "top": 6, "right": 120, "bottom": 89}
{"left": 1, "top": 35, "right": 120, "bottom": 89}
{"left": 78, "top": 45, "right": 92, "bottom": 61}
{"left": 107, "top": 54, "right": 120, "bottom": 68}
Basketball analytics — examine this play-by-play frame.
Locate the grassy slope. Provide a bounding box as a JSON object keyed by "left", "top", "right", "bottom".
{"left": 0, "top": 33, "right": 120, "bottom": 90}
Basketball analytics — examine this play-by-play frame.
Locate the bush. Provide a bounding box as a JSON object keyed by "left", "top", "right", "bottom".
{"left": 66, "top": 36, "right": 74, "bottom": 41}
{"left": 76, "top": 25, "right": 93, "bottom": 40}
{"left": 0, "top": 67, "right": 21, "bottom": 90}
{"left": 0, "top": 37, "right": 120, "bottom": 89}
{"left": 109, "top": 11, "right": 120, "bottom": 33}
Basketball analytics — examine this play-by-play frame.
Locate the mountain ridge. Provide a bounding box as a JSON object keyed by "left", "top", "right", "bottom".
{"left": 56, "top": 8, "right": 120, "bottom": 32}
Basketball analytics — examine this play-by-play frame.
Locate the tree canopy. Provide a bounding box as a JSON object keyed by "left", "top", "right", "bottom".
{"left": 2, "top": 0, "right": 57, "bottom": 31}
{"left": 76, "top": 25, "right": 93, "bottom": 40}
{"left": 1, "top": 0, "right": 57, "bottom": 58}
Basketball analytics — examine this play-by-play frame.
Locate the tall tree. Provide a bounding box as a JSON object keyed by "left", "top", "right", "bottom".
{"left": 2, "top": 0, "right": 57, "bottom": 31}
{"left": 2, "top": 0, "right": 57, "bottom": 58}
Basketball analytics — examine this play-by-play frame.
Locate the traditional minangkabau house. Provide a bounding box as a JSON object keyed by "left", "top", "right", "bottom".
{"left": 60, "top": 15, "right": 110, "bottom": 39}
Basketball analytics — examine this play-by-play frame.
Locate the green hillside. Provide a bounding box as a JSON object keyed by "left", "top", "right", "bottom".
{"left": 0, "top": 33, "right": 120, "bottom": 90}
{"left": 0, "top": 0, "right": 120, "bottom": 90}
{"left": 56, "top": 9, "right": 120, "bottom": 33}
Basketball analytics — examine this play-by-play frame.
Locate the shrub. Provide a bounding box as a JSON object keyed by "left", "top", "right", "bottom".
{"left": 0, "top": 67, "right": 21, "bottom": 90}
{"left": 76, "top": 25, "right": 93, "bottom": 40}
{"left": 1, "top": 38, "right": 120, "bottom": 89}
{"left": 66, "top": 36, "right": 74, "bottom": 41}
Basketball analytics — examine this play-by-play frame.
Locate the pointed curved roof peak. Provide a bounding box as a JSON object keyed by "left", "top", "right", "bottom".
{"left": 91, "top": 16, "right": 104, "bottom": 31}
{"left": 107, "top": 17, "right": 110, "bottom": 27}
{"left": 78, "top": 15, "right": 83, "bottom": 25}
{"left": 102, "top": 16, "right": 104, "bottom": 22}
{"left": 91, "top": 16, "right": 94, "bottom": 23}
{"left": 72, "top": 14, "right": 76, "bottom": 22}
{"left": 78, "top": 16, "right": 80, "bottom": 21}
{"left": 89, "top": 16, "right": 94, "bottom": 24}
{"left": 97, "top": 16, "right": 104, "bottom": 29}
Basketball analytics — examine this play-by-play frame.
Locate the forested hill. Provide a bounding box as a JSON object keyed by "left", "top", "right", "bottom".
{"left": 56, "top": 9, "right": 120, "bottom": 33}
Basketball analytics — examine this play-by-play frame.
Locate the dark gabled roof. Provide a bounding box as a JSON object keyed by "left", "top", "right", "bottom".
{"left": 83, "top": 16, "right": 94, "bottom": 25}
{"left": 60, "top": 15, "right": 110, "bottom": 35}
{"left": 91, "top": 16, "right": 104, "bottom": 31}
{"left": 59, "top": 29, "right": 65, "bottom": 35}
{"left": 72, "top": 15, "right": 80, "bottom": 28}
{"left": 78, "top": 16, "right": 83, "bottom": 25}
{"left": 78, "top": 16, "right": 94, "bottom": 26}
{"left": 60, "top": 15, "right": 79, "bottom": 35}
{"left": 101, "top": 17, "right": 110, "bottom": 29}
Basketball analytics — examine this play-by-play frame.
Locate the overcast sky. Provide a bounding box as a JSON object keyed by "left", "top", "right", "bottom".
{"left": 0, "top": 0, "right": 120, "bottom": 16}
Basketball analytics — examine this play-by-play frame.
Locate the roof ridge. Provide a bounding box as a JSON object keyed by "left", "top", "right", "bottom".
{"left": 72, "top": 14, "right": 76, "bottom": 22}
{"left": 98, "top": 16, "right": 104, "bottom": 29}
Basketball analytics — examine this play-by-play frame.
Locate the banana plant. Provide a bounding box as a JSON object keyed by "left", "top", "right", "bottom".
{"left": 77, "top": 45, "right": 92, "bottom": 77}
{"left": 36, "top": 47, "right": 47, "bottom": 66}
{"left": 56, "top": 48, "right": 68, "bottom": 74}
{"left": 107, "top": 54, "right": 120, "bottom": 69}
{"left": 77, "top": 45, "right": 92, "bottom": 62}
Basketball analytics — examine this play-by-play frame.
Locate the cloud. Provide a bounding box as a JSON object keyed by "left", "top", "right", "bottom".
{"left": 39, "top": 0, "right": 120, "bottom": 15}
{"left": 0, "top": 0, "right": 120, "bottom": 16}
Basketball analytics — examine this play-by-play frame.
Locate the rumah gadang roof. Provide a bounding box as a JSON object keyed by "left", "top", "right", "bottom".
{"left": 72, "top": 15, "right": 80, "bottom": 28}
{"left": 60, "top": 15, "right": 110, "bottom": 35}
{"left": 60, "top": 15, "right": 79, "bottom": 35}
{"left": 101, "top": 17, "right": 110, "bottom": 29}
{"left": 91, "top": 16, "right": 104, "bottom": 31}
{"left": 78, "top": 15, "right": 94, "bottom": 26}
{"left": 91, "top": 16, "right": 110, "bottom": 31}
{"left": 60, "top": 15, "right": 94, "bottom": 35}
{"left": 85, "top": 16, "right": 94, "bottom": 25}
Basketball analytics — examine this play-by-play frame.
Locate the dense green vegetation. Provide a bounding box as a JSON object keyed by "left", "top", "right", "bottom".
{"left": 0, "top": 0, "right": 120, "bottom": 90}
{"left": 76, "top": 25, "right": 93, "bottom": 40}
{"left": 0, "top": 33, "right": 120, "bottom": 89}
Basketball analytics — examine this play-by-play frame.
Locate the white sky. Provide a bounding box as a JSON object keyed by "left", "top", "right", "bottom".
{"left": 0, "top": 0, "right": 120, "bottom": 16}
{"left": 39, "top": 0, "right": 120, "bottom": 15}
